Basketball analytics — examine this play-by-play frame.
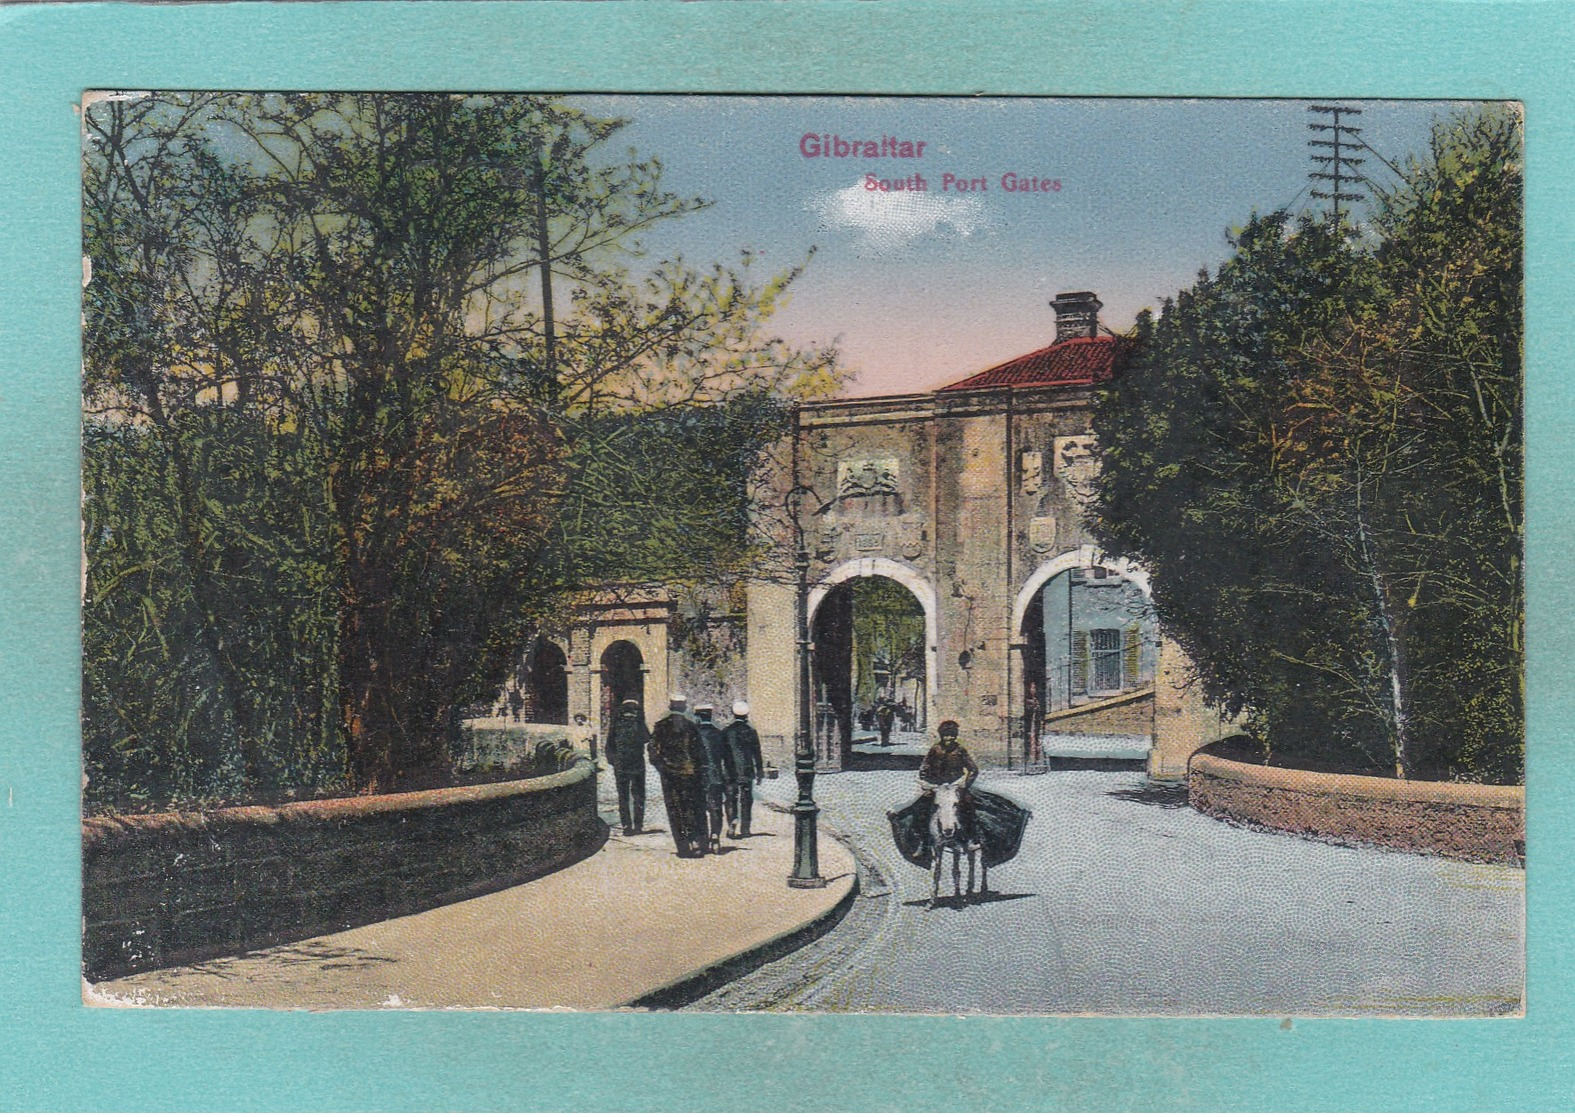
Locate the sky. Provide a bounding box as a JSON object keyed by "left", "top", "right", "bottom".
{"left": 576, "top": 96, "right": 1484, "bottom": 397}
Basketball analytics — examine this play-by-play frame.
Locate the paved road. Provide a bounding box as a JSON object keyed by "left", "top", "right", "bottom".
{"left": 89, "top": 769, "right": 853, "bottom": 1011}
{"left": 690, "top": 768, "right": 1523, "bottom": 1016}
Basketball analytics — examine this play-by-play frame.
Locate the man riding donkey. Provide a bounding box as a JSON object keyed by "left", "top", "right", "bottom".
{"left": 918, "top": 720, "right": 979, "bottom": 845}
{"left": 889, "top": 718, "right": 1031, "bottom": 906}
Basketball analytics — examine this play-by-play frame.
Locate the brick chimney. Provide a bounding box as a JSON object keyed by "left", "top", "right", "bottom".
{"left": 1049, "top": 290, "right": 1102, "bottom": 343}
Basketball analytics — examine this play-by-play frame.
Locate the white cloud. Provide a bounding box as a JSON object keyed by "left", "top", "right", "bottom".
{"left": 809, "top": 180, "right": 993, "bottom": 254}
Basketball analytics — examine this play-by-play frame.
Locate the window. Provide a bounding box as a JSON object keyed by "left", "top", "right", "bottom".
{"left": 1089, "top": 628, "right": 1123, "bottom": 694}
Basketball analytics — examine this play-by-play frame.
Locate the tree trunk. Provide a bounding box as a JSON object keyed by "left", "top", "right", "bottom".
{"left": 1354, "top": 496, "right": 1411, "bottom": 779}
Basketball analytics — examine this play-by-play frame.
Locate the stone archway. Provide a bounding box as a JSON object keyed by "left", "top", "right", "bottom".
{"left": 598, "top": 640, "right": 645, "bottom": 728}
{"left": 1012, "top": 544, "right": 1152, "bottom": 634}
{"left": 526, "top": 640, "right": 569, "bottom": 725}
{"left": 808, "top": 558, "right": 938, "bottom": 770}
{"left": 1014, "top": 546, "right": 1157, "bottom": 765}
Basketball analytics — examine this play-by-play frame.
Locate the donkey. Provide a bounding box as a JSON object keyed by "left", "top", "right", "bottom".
{"left": 925, "top": 778, "right": 984, "bottom": 908}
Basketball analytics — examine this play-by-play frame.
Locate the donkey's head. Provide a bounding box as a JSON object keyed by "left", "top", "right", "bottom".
{"left": 930, "top": 780, "right": 962, "bottom": 840}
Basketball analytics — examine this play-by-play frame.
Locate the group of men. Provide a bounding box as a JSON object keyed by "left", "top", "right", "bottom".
{"left": 602, "top": 694, "right": 766, "bottom": 858}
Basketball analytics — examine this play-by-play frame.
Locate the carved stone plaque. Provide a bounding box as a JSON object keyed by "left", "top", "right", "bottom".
{"left": 1020, "top": 448, "right": 1043, "bottom": 494}
{"left": 837, "top": 457, "right": 900, "bottom": 499}
{"left": 1054, "top": 434, "right": 1099, "bottom": 505}
{"left": 1029, "top": 515, "right": 1057, "bottom": 554}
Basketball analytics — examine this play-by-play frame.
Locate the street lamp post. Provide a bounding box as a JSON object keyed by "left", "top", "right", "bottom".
{"left": 787, "top": 402, "right": 826, "bottom": 889}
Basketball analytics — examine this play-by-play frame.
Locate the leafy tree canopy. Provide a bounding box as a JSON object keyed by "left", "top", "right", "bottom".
{"left": 82, "top": 92, "right": 843, "bottom": 806}
{"left": 1091, "top": 106, "right": 1522, "bottom": 783}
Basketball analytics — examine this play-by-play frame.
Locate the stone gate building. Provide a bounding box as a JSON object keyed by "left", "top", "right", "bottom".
{"left": 518, "top": 292, "right": 1228, "bottom": 779}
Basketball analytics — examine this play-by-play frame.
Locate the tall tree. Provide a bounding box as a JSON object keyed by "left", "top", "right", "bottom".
{"left": 1091, "top": 106, "right": 1522, "bottom": 782}
{"left": 83, "top": 92, "right": 844, "bottom": 802}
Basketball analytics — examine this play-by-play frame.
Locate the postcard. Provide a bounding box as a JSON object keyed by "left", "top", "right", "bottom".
{"left": 78, "top": 91, "right": 1523, "bottom": 1018}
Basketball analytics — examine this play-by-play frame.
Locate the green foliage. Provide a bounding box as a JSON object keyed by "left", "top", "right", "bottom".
{"left": 82, "top": 93, "right": 841, "bottom": 807}
{"left": 849, "top": 577, "right": 926, "bottom": 709}
{"left": 547, "top": 392, "right": 790, "bottom": 588}
{"left": 1092, "top": 106, "right": 1522, "bottom": 782}
{"left": 82, "top": 413, "right": 343, "bottom": 808}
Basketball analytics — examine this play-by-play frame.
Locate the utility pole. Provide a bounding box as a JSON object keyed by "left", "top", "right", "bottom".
{"left": 531, "top": 135, "right": 558, "bottom": 404}
{"left": 1307, "top": 104, "right": 1366, "bottom": 221}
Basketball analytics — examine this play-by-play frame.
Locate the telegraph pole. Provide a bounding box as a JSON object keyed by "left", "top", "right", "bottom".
{"left": 1307, "top": 104, "right": 1366, "bottom": 221}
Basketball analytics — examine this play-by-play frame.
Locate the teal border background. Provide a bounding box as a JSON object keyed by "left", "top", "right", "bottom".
{"left": 1, "top": 1, "right": 1568, "bottom": 1109}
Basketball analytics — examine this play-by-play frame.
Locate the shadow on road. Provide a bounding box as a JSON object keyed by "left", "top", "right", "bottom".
{"left": 901, "top": 890, "right": 1036, "bottom": 910}
{"left": 1106, "top": 782, "right": 1191, "bottom": 809}
{"left": 184, "top": 941, "right": 402, "bottom": 977}
{"left": 846, "top": 751, "right": 923, "bottom": 772}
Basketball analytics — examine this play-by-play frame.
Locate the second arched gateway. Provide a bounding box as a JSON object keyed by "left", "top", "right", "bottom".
{"left": 546, "top": 292, "right": 1229, "bottom": 777}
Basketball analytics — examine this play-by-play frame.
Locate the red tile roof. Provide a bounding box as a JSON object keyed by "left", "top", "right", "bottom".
{"left": 938, "top": 335, "right": 1129, "bottom": 392}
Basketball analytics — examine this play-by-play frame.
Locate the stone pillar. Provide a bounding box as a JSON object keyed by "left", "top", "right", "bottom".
{"left": 745, "top": 579, "right": 798, "bottom": 771}
{"left": 1149, "top": 635, "right": 1235, "bottom": 780}
{"left": 942, "top": 407, "right": 1013, "bottom": 763}
{"left": 568, "top": 624, "right": 596, "bottom": 735}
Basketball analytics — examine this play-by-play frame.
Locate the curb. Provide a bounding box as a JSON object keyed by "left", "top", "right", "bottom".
{"left": 624, "top": 814, "right": 861, "bottom": 1010}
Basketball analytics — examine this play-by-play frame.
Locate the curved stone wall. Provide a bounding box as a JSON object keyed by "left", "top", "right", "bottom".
{"left": 83, "top": 760, "right": 605, "bottom": 980}
{"left": 1188, "top": 750, "right": 1523, "bottom": 865}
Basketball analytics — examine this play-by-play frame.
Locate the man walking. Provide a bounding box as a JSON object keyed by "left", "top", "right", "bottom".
{"left": 723, "top": 701, "right": 765, "bottom": 839}
{"left": 604, "top": 699, "right": 649, "bottom": 835}
{"left": 648, "top": 694, "right": 706, "bottom": 857}
{"left": 694, "top": 702, "right": 728, "bottom": 853}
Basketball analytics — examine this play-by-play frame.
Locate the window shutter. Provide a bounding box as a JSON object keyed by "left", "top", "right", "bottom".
{"left": 1123, "top": 626, "right": 1142, "bottom": 689}
{"left": 1071, "top": 630, "right": 1089, "bottom": 695}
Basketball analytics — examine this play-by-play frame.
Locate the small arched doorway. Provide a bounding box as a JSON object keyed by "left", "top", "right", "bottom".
{"left": 599, "top": 640, "right": 645, "bottom": 727}
{"left": 526, "top": 640, "right": 569, "bottom": 725}
{"left": 811, "top": 574, "right": 928, "bottom": 770}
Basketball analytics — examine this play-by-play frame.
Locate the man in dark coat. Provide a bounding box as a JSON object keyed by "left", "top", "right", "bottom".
{"left": 877, "top": 700, "right": 896, "bottom": 748}
{"left": 918, "top": 719, "right": 980, "bottom": 844}
{"left": 722, "top": 700, "right": 765, "bottom": 839}
{"left": 694, "top": 702, "right": 728, "bottom": 853}
{"left": 648, "top": 694, "right": 706, "bottom": 857}
{"left": 604, "top": 699, "right": 649, "bottom": 835}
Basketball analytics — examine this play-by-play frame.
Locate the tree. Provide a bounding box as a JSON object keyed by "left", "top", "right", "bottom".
{"left": 1290, "top": 106, "right": 1523, "bottom": 780}
{"left": 1091, "top": 106, "right": 1522, "bottom": 782}
{"left": 82, "top": 92, "right": 844, "bottom": 804}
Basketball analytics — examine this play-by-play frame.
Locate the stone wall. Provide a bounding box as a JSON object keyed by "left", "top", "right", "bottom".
{"left": 1041, "top": 687, "right": 1155, "bottom": 738}
{"left": 1189, "top": 749, "right": 1524, "bottom": 865}
{"left": 1150, "top": 638, "right": 1236, "bottom": 780}
{"left": 83, "top": 760, "right": 605, "bottom": 980}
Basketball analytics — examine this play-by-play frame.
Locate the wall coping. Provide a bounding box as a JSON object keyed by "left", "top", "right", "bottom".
{"left": 84, "top": 759, "right": 593, "bottom": 846}
{"left": 1190, "top": 750, "right": 1523, "bottom": 810}
{"left": 1043, "top": 685, "right": 1155, "bottom": 725}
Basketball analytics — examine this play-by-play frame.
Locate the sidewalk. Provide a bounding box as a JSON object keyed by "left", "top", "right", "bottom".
{"left": 87, "top": 771, "right": 856, "bottom": 1011}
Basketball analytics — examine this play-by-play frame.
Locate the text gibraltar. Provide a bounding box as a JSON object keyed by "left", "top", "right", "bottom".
{"left": 801, "top": 133, "right": 928, "bottom": 158}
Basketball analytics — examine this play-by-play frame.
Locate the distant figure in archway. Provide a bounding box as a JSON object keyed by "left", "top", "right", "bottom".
{"left": 877, "top": 701, "right": 896, "bottom": 748}
{"left": 694, "top": 703, "right": 727, "bottom": 853}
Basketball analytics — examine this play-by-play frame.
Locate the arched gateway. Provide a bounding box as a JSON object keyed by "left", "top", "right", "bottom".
{"left": 808, "top": 560, "right": 937, "bottom": 769}
{"left": 551, "top": 291, "right": 1228, "bottom": 776}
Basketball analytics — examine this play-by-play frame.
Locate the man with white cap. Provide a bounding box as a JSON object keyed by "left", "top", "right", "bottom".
{"left": 647, "top": 693, "right": 706, "bottom": 857}
{"left": 693, "top": 702, "right": 728, "bottom": 853}
{"left": 722, "top": 700, "right": 766, "bottom": 839}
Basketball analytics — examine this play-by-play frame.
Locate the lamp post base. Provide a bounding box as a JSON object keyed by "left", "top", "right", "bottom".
{"left": 787, "top": 875, "right": 828, "bottom": 889}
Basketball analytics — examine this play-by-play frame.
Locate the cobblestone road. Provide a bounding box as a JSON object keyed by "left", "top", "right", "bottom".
{"left": 687, "top": 768, "right": 1524, "bottom": 1016}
